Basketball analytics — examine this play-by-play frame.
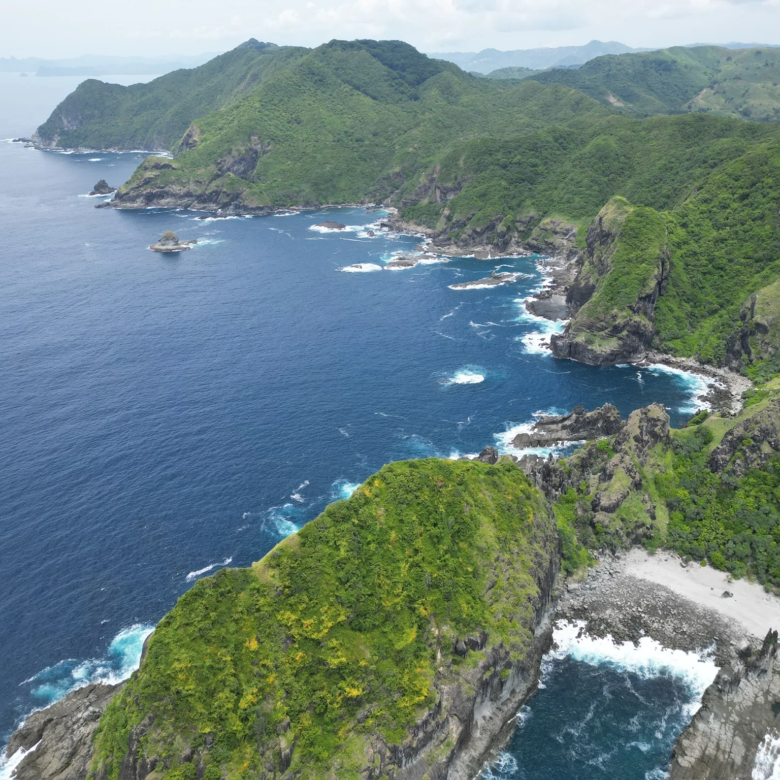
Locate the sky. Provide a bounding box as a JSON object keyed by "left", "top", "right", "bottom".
{"left": 1, "top": 0, "right": 779, "bottom": 58}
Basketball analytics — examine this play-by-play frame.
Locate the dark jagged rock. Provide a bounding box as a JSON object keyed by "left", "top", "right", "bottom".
{"left": 669, "top": 630, "right": 780, "bottom": 780}
{"left": 551, "top": 198, "right": 670, "bottom": 366}
{"left": 385, "top": 255, "right": 418, "bottom": 269}
{"left": 709, "top": 395, "right": 780, "bottom": 477}
{"left": 512, "top": 403, "right": 623, "bottom": 449}
{"left": 521, "top": 404, "right": 670, "bottom": 547}
{"left": 316, "top": 221, "right": 346, "bottom": 230}
{"left": 3, "top": 682, "right": 122, "bottom": 780}
{"left": 476, "top": 446, "right": 499, "bottom": 464}
{"left": 449, "top": 271, "right": 520, "bottom": 290}
{"left": 149, "top": 231, "right": 197, "bottom": 253}
{"left": 89, "top": 179, "right": 115, "bottom": 196}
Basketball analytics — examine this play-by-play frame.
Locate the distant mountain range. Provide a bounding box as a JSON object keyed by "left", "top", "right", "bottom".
{"left": 432, "top": 40, "right": 780, "bottom": 74}
{"left": 0, "top": 53, "right": 217, "bottom": 76}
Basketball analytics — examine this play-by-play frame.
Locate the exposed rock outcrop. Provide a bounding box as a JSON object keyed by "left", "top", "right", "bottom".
{"left": 89, "top": 180, "right": 115, "bottom": 196}
{"left": 449, "top": 271, "right": 521, "bottom": 290}
{"left": 315, "top": 221, "right": 346, "bottom": 230}
{"left": 709, "top": 395, "right": 780, "bottom": 477}
{"left": 521, "top": 404, "right": 671, "bottom": 547}
{"left": 512, "top": 403, "right": 623, "bottom": 450}
{"left": 3, "top": 683, "right": 122, "bottom": 780}
{"left": 669, "top": 630, "right": 780, "bottom": 780}
{"left": 551, "top": 199, "right": 670, "bottom": 366}
{"left": 726, "top": 277, "right": 780, "bottom": 373}
{"left": 149, "top": 231, "right": 197, "bottom": 253}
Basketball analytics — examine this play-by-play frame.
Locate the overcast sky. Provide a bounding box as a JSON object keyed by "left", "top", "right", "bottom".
{"left": 2, "top": 0, "right": 779, "bottom": 58}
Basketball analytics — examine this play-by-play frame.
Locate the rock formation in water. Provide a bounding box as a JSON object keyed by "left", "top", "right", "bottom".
{"left": 315, "top": 221, "right": 346, "bottom": 230}
{"left": 669, "top": 630, "right": 780, "bottom": 780}
{"left": 89, "top": 180, "right": 116, "bottom": 196}
{"left": 511, "top": 403, "right": 623, "bottom": 450}
{"left": 149, "top": 231, "right": 197, "bottom": 253}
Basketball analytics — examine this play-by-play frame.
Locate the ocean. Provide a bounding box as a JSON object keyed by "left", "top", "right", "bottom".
{"left": 0, "top": 74, "right": 720, "bottom": 779}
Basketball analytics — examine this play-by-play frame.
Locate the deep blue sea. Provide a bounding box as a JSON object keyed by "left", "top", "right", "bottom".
{"left": 1, "top": 74, "right": 718, "bottom": 779}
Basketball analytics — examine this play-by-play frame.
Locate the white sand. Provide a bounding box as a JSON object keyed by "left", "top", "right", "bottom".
{"left": 625, "top": 548, "right": 780, "bottom": 640}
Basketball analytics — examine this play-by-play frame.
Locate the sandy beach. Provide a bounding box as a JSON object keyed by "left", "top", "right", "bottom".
{"left": 625, "top": 548, "right": 780, "bottom": 640}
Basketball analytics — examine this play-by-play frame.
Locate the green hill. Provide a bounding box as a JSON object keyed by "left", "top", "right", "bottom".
{"left": 89, "top": 459, "right": 557, "bottom": 780}
{"left": 34, "top": 40, "right": 308, "bottom": 151}
{"left": 35, "top": 39, "right": 780, "bottom": 371}
{"left": 483, "top": 66, "right": 538, "bottom": 80}
{"left": 529, "top": 45, "right": 780, "bottom": 121}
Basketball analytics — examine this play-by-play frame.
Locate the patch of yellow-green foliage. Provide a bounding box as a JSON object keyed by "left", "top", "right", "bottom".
{"left": 90, "top": 459, "right": 553, "bottom": 780}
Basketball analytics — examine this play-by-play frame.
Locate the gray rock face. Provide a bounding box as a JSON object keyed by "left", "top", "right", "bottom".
{"left": 512, "top": 403, "right": 623, "bottom": 450}
{"left": 89, "top": 180, "right": 116, "bottom": 196}
{"left": 315, "top": 221, "right": 346, "bottom": 230}
{"left": 709, "top": 396, "right": 780, "bottom": 477}
{"left": 476, "top": 446, "right": 499, "bottom": 464}
{"left": 149, "top": 231, "right": 197, "bottom": 253}
{"left": 4, "top": 682, "right": 122, "bottom": 780}
{"left": 449, "top": 272, "right": 520, "bottom": 290}
{"left": 669, "top": 630, "right": 780, "bottom": 780}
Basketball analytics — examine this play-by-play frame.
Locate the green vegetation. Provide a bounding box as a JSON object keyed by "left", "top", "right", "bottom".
{"left": 483, "top": 66, "right": 538, "bottom": 80}
{"left": 530, "top": 45, "right": 780, "bottom": 122}
{"left": 552, "top": 388, "right": 780, "bottom": 588}
{"left": 37, "top": 39, "right": 780, "bottom": 368}
{"left": 90, "top": 459, "right": 554, "bottom": 780}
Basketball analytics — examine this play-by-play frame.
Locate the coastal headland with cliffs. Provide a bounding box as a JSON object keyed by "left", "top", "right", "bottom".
{"left": 4, "top": 35, "right": 780, "bottom": 780}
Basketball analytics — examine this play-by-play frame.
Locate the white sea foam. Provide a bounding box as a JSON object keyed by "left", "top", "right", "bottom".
{"left": 493, "top": 408, "right": 574, "bottom": 458}
{"left": 22, "top": 624, "right": 154, "bottom": 710}
{"left": 0, "top": 742, "right": 40, "bottom": 780}
{"left": 479, "top": 750, "right": 519, "bottom": 779}
{"left": 290, "top": 480, "right": 310, "bottom": 503}
{"left": 643, "top": 363, "right": 722, "bottom": 414}
{"left": 88, "top": 158, "right": 103, "bottom": 162}
{"left": 250, "top": 504, "right": 301, "bottom": 536}
{"left": 185, "top": 556, "right": 233, "bottom": 582}
{"left": 753, "top": 731, "right": 780, "bottom": 779}
{"left": 332, "top": 479, "right": 361, "bottom": 500}
{"left": 442, "top": 367, "right": 485, "bottom": 386}
{"left": 550, "top": 621, "right": 718, "bottom": 716}
{"left": 340, "top": 263, "right": 383, "bottom": 273}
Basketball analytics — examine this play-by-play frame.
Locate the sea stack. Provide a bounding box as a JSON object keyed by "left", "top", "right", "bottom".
{"left": 149, "top": 231, "right": 197, "bottom": 253}
{"left": 89, "top": 179, "right": 116, "bottom": 196}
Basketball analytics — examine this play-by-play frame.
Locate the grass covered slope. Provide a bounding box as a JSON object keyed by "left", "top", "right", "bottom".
{"left": 530, "top": 45, "right": 780, "bottom": 122}
{"left": 90, "top": 459, "right": 557, "bottom": 780}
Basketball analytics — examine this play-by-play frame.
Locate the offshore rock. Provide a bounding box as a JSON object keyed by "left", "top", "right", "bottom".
{"left": 315, "top": 221, "right": 346, "bottom": 230}
{"left": 149, "top": 231, "right": 197, "bottom": 253}
{"left": 89, "top": 180, "right": 115, "bottom": 196}
{"left": 668, "top": 630, "right": 780, "bottom": 780}
{"left": 512, "top": 403, "right": 623, "bottom": 449}
{"left": 4, "top": 682, "right": 123, "bottom": 780}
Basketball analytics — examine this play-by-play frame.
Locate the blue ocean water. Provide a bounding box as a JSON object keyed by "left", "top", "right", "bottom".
{"left": 1, "top": 77, "right": 714, "bottom": 776}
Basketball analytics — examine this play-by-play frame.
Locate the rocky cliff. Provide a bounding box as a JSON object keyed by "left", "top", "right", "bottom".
{"left": 551, "top": 199, "right": 670, "bottom": 366}
{"left": 5, "top": 459, "right": 559, "bottom": 780}
{"left": 4, "top": 683, "right": 122, "bottom": 780}
{"left": 669, "top": 630, "right": 780, "bottom": 780}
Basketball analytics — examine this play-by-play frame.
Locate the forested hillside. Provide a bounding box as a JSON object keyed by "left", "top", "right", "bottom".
{"left": 528, "top": 45, "right": 780, "bottom": 121}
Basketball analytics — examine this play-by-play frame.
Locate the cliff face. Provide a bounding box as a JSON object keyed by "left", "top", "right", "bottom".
{"left": 551, "top": 199, "right": 670, "bottom": 366}
{"left": 4, "top": 683, "right": 122, "bottom": 780}
{"left": 75, "top": 459, "right": 559, "bottom": 780}
{"left": 669, "top": 631, "right": 780, "bottom": 780}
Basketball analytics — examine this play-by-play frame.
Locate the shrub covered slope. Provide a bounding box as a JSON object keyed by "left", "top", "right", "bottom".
{"left": 90, "top": 459, "right": 557, "bottom": 780}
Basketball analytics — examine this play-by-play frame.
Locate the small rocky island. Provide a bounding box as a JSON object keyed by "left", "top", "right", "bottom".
{"left": 512, "top": 403, "right": 624, "bottom": 449}
{"left": 449, "top": 271, "right": 521, "bottom": 290}
{"left": 89, "top": 179, "right": 116, "bottom": 196}
{"left": 315, "top": 221, "right": 346, "bottom": 230}
{"left": 149, "top": 231, "right": 197, "bottom": 253}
